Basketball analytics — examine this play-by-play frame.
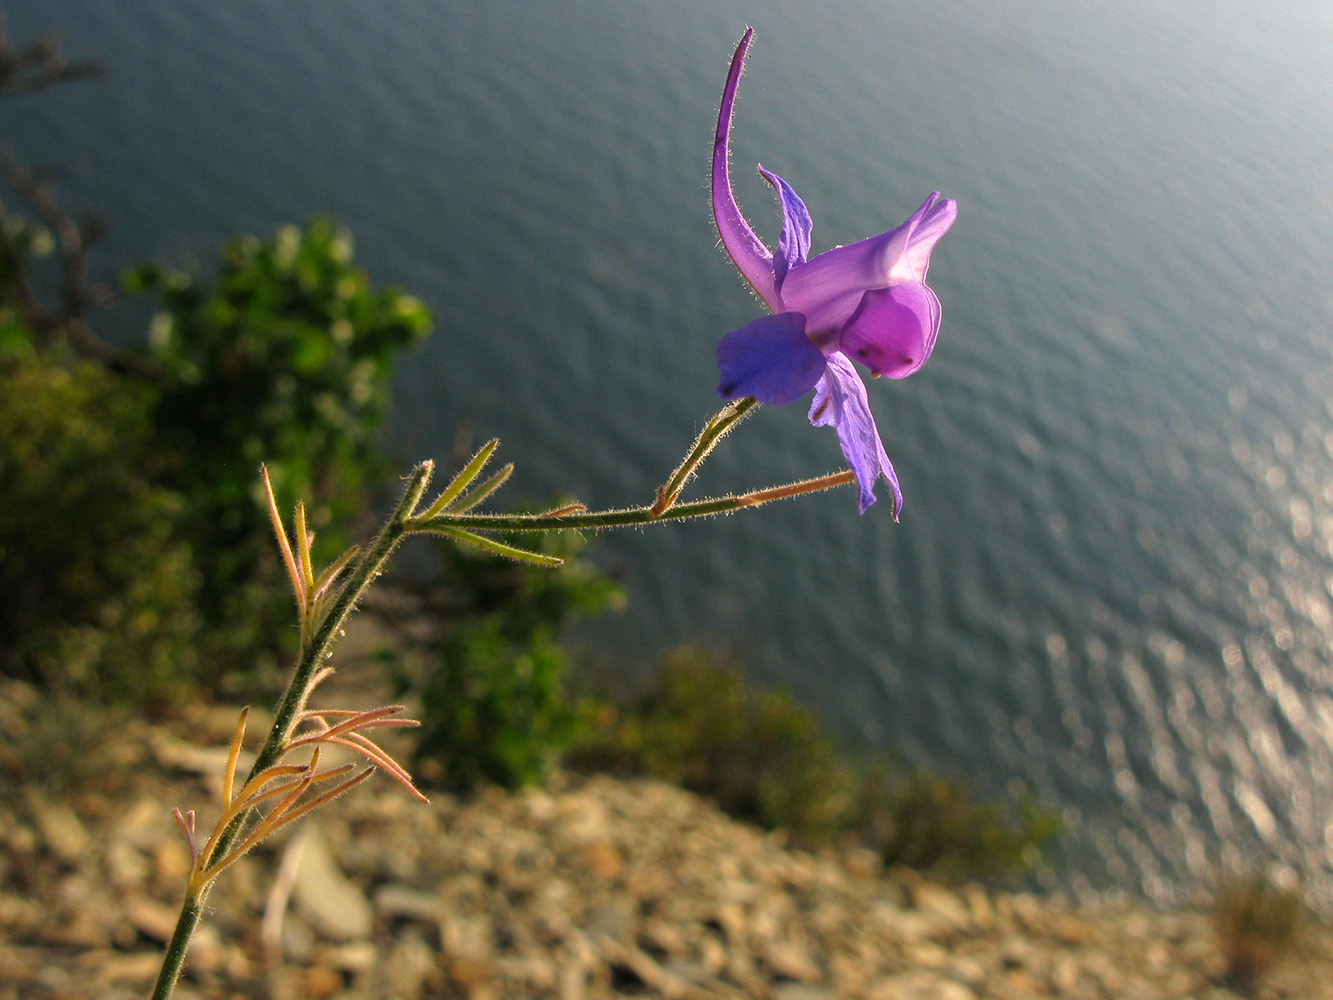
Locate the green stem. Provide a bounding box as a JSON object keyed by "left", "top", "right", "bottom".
{"left": 149, "top": 898, "right": 203, "bottom": 1000}
{"left": 149, "top": 462, "right": 434, "bottom": 1000}
{"left": 653, "top": 396, "right": 756, "bottom": 513}
{"left": 251, "top": 462, "right": 431, "bottom": 778}
{"left": 413, "top": 468, "right": 856, "bottom": 534}
{"left": 150, "top": 420, "right": 854, "bottom": 999}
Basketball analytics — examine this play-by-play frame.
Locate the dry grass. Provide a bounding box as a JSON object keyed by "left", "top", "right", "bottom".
{"left": 1214, "top": 866, "right": 1306, "bottom": 995}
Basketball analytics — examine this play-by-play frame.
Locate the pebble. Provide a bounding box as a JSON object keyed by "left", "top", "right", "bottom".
{"left": 25, "top": 789, "right": 90, "bottom": 864}
{"left": 291, "top": 829, "right": 375, "bottom": 941}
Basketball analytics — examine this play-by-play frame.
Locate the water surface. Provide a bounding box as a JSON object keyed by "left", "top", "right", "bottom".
{"left": 13, "top": 0, "right": 1333, "bottom": 900}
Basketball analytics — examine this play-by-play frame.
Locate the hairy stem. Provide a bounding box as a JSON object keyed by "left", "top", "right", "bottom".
{"left": 652, "top": 396, "right": 756, "bottom": 514}
{"left": 150, "top": 463, "right": 433, "bottom": 1000}
{"left": 151, "top": 433, "right": 857, "bottom": 998}
{"left": 415, "top": 468, "right": 856, "bottom": 534}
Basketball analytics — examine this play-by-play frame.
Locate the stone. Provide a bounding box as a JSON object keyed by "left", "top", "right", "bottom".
{"left": 25, "top": 791, "right": 89, "bottom": 864}
{"left": 326, "top": 940, "right": 379, "bottom": 973}
{"left": 301, "top": 962, "right": 344, "bottom": 1000}
{"left": 585, "top": 901, "right": 632, "bottom": 943}
{"left": 290, "top": 829, "right": 373, "bottom": 941}
{"left": 115, "top": 797, "right": 173, "bottom": 852}
{"left": 374, "top": 882, "right": 443, "bottom": 924}
{"left": 447, "top": 954, "right": 498, "bottom": 1000}
{"left": 151, "top": 839, "right": 191, "bottom": 887}
{"left": 868, "top": 972, "right": 977, "bottom": 1000}
{"left": 382, "top": 926, "right": 439, "bottom": 998}
{"left": 91, "top": 950, "right": 165, "bottom": 986}
{"left": 280, "top": 913, "right": 315, "bottom": 962}
{"left": 764, "top": 938, "right": 822, "bottom": 983}
{"left": 841, "top": 847, "right": 883, "bottom": 880}
{"left": 888, "top": 909, "right": 954, "bottom": 945}
{"left": 122, "top": 892, "right": 179, "bottom": 943}
{"left": 961, "top": 883, "right": 994, "bottom": 929}
{"left": 106, "top": 838, "right": 150, "bottom": 888}
{"left": 441, "top": 912, "right": 495, "bottom": 961}
{"left": 579, "top": 840, "right": 624, "bottom": 881}
{"left": 9, "top": 698, "right": 1333, "bottom": 1000}
{"left": 908, "top": 879, "right": 973, "bottom": 932}
{"left": 771, "top": 985, "right": 838, "bottom": 1000}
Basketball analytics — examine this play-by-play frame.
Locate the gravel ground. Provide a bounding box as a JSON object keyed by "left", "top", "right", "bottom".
{"left": 2, "top": 676, "right": 1329, "bottom": 1000}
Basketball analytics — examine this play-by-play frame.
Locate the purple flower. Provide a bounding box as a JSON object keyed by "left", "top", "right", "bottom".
{"left": 712, "top": 28, "right": 957, "bottom": 516}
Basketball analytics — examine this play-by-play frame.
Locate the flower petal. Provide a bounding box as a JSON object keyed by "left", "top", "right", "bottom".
{"left": 838, "top": 281, "right": 941, "bottom": 379}
{"left": 713, "top": 29, "right": 781, "bottom": 312}
{"left": 779, "top": 192, "right": 957, "bottom": 335}
{"left": 758, "top": 166, "right": 812, "bottom": 287}
{"left": 808, "top": 354, "right": 902, "bottom": 516}
{"left": 779, "top": 235, "right": 885, "bottom": 335}
{"left": 894, "top": 192, "right": 958, "bottom": 284}
{"left": 717, "top": 311, "right": 827, "bottom": 405}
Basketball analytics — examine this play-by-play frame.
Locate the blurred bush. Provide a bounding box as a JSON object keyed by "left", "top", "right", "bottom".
{"left": 573, "top": 648, "right": 1061, "bottom": 882}
{"left": 1214, "top": 866, "right": 1306, "bottom": 995}
{"left": 0, "top": 340, "right": 202, "bottom": 702}
{"left": 409, "top": 524, "right": 624, "bottom": 793}
{"left": 572, "top": 648, "right": 857, "bottom": 843}
{"left": 124, "top": 219, "right": 430, "bottom": 682}
{"left": 1, "top": 219, "right": 428, "bottom": 702}
{"left": 856, "top": 764, "right": 1062, "bottom": 884}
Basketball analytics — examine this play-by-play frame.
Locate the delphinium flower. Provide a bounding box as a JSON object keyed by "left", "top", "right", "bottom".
{"left": 712, "top": 28, "right": 957, "bottom": 516}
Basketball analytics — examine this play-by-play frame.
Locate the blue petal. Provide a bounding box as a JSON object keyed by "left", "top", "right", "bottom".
{"left": 758, "top": 166, "right": 812, "bottom": 287}
{"left": 717, "top": 311, "right": 827, "bottom": 406}
{"left": 808, "top": 354, "right": 903, "bottom": 516}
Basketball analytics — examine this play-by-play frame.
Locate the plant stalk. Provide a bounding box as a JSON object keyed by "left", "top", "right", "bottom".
{"left": 149, "top": 462, "right": 433, "bottom": 1000}
{"left": 415, "top": 468, "right": 856, "bottom": 534}
{"left": 151, "top": 434, "right": 856, "bottom": 998}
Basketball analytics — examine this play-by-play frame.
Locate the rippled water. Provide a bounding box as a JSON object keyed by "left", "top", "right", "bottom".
{"left": 12, "top": 0, "right": 1333, "bottom": 901}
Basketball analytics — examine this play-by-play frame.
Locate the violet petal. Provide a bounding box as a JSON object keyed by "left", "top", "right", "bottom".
{"left": 758, "top": 166, "right": 812, "bottom": 288}
{"left": 838, "top": 281, "right": 941, "bottom": 379}
{"left": 780, "top": 231, "right": 900, "bottom": 335}
{"left": 712, "top": 29, "right": 781, "bottom": 312}
{"left": 896, "top": 192, "right": 958, "bottom": 284}
{"left": 808, "top": 354, "right": 903, "bottom": 516}
{"left": 717, "top": 311, "right": 827, "bottom": 405}
{"left": 780, "top": 192, "right": 957, "bottom": 336}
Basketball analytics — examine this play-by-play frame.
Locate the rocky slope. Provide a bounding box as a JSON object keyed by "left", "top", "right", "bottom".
{"left": 1, "top": 683, "right": 1329, "bottom": 1000}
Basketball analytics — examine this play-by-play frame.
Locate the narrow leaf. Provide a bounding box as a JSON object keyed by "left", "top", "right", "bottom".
{"left": 311, "top": 543, "right": 361, "bottom": 600}
{"left": 440, "top": 527, "right": 564, "bottom": 565}
{"left": 262, "top": 465, "right": 305, "bottom": 607}
{"left": 451, "top": 463, "right": 514, "bottom": 513}
{"left": 223, "top": 707, "right": 250, "bottom": 808}
{"left": 418, "top": 439, "right": 500, "bottom": 519}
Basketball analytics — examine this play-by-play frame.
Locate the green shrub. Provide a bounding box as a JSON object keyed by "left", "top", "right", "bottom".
{"left": 411, "top": 522, "right": 623, "bottom": 793}
{"left": 573, "top": 648, "right": 858, "bottom": 844}
{"left": 1214, "top": 866, "right": 1306, "bottom": 995}
{"left": 857, "top": 764, "right": 1062, "bottom": 883}
{"left": 575, "top": 649, "right": 1061, "bottom": 880}
{"left": 124, "top": 218, "right": 431, "bottom": 682}
{"left": 1, "top": 219, "right": 430, "bottom": 702}
{"left": 127, "top": 219, "right": 430, "bottom": 544}
{"left": 0, "top": 341, "right": 203, "bottom": 703}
